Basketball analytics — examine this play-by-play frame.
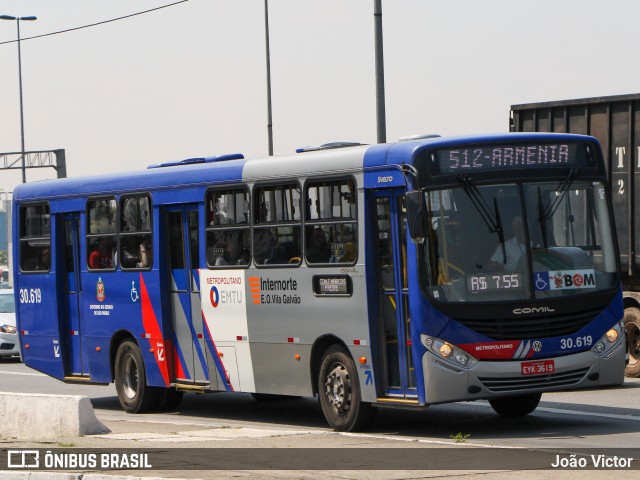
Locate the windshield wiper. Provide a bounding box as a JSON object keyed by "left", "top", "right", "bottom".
{"left": 458, "top": 175, "right": 506, "bottom": 263}
{"left": 543, "top": 168, "right": 577, "bottom": 220}
{"left": 536, "top": 168, "right": 577, "bottom": 250}
{"left": 537, "top": 187, "right": 549, "bottom": 250}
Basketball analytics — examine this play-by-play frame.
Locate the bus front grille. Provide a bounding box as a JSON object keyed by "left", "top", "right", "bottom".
{"left": 478, "top": 367, "right": 590, "bottom": 393}
{"left": 454, "top": 308, "right": 600, "bottom": 340}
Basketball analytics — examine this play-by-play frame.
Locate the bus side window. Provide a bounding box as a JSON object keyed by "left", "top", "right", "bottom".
{"left": 253, "top": 183, "right": 301, "bottom": 267}
{"left": 119, "top": 195, "right": 152, "bottom": 270}
{"left": 87, "top": 197, "right": 117, "bottom": 271}
{"left": 304, "top": 178, "right": 357, "bottom": 266}
{"left": 206, "top": 188, "right": 251, "bottom": 268}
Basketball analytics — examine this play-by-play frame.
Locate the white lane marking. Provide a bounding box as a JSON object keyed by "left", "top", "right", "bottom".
{"left": 536, "top": 406, "right": 640, "bottom": 422}
{"left": 472, "top": 400, "right": 640, "bottom": 422}
{"left": 95, "top": 428, "right": 328, "bottom": 442}
{"left": 0, "top": 370, "right": 46, "bottom": 377}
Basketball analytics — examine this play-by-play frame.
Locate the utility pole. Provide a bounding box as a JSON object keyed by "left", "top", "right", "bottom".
{"left": 0, "top": 15, "right": 38, "bottom": 182}
{"left": 373, "top": 0, "right": 386, "bottom": 144}
{"left": 264, "top": 0, "right": 274, "bottom": 156}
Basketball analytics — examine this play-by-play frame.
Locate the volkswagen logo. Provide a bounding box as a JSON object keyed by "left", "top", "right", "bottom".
{"left": 532, "top": 341, "right": 543, "bottom": 352}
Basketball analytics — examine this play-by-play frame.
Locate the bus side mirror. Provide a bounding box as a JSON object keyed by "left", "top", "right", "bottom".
{"left": 406, "top": 191, "right": 426, "bottom": 241}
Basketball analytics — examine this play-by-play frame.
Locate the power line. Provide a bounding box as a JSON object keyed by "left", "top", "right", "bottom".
{"left": 0, "top": 0, "right": 190, "bottom": 46}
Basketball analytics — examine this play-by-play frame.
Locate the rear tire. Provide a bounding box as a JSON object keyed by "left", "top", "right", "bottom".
{"left": 114, "top": 340, "right": 162, "bottom": 413}
{"left": 489, "top": 392, "right": 541, "bottom": 417}
{"left": 318, "top": 345, "right": 376, "bottom": 431}
{"left": 624, "top": 307, "right": 640, "bottom": 377}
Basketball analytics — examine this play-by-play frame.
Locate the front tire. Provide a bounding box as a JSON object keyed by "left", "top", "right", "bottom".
{"left": 318, "top": 345, "right": 376, "bottom": 431}
{"left": 489, "top": 392, "right": 542, "bottom": 417}
{"left": 114, "top": 339, "right": 162, "bottom": 413}
{"left": 624, "top": 307, "right": 640, "bottom": 377}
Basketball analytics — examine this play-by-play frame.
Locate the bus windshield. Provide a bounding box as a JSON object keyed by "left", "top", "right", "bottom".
{"left": 424, "top": 180, "right": 617, "bottom": 303}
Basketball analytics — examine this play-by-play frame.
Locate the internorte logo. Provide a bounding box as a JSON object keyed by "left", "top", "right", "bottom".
{"left": 248, "top": 277, "right": 301, "bottom": 305}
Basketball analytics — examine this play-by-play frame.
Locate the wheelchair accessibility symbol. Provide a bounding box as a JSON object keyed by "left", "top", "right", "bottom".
{"left": 535, "top": 273, "right": 549, "bottom": 291}
{"left": 131, "top": 281, "right": 139, "bottom": 302}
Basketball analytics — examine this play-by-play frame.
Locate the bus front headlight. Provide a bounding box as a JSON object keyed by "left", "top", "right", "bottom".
{"left": 421, "top": 334, "right": 478, "bottom": 369}
{"left": 591, "top": 321, "right": 624, "bottom": 356}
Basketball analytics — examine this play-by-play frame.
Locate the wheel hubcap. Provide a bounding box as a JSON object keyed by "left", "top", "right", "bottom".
{"left": 325, "top": 363, "right": 351, "bottom": 411}
{"left": 121, "top": 353, "right": 138, "bottom": 399}
{"left": 626, "top": 322, "right": 640, "bottom": 365}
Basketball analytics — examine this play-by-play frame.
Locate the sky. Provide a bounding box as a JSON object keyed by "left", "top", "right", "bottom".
{"left": 1, "top": 0, "right": 639, "bottom": 195}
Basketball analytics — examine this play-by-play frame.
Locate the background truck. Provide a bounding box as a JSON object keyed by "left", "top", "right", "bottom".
{"left": 510, "top": 93, "right": 640, "bottom": 377}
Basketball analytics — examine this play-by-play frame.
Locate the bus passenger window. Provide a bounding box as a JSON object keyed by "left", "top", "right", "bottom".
{"left": 119, "top": 195, "right": 152, "bottom": 270}
{"left": 253, "top": 183, "right": 301, "bottom": 267}
{"left": 87, "top": 197, "right": 117, "bottom": 271}
{"left": 206, "top": 188, "right": 251, "bottom": 268}
{"left": 304, "top": 178, "right": 357, "bottom": 265}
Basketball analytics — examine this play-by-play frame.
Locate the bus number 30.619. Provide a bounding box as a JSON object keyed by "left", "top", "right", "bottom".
{"left": 560, "top": 336, "right": 593, "bottom": 349}
{"left": 19, "top": 288, "right": 42, "bottom": 304}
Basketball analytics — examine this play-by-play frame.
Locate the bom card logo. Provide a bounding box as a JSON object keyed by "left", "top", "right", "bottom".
{"left": 534, "top": 269, "right": 596, "bottom": 291}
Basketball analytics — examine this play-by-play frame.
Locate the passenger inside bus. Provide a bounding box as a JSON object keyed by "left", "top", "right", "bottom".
{"left": 23, "top": 246, "right": 50, "bottom": 271}
{"left": 489, "top": 216, "right": 527, "bottom": 272}
{"left": 137, "top": 240, "right": 152, "bottom": 268}
{"left": 89, "top": 237, "right": 113, "bottom": 269}
{"left": 306, "top": 227, "right": 331, "bottom": 263}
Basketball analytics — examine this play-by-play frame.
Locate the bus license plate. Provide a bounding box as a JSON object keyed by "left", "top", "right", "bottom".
{"left": 521, "top": 359, "right": 554, "bottom": 375}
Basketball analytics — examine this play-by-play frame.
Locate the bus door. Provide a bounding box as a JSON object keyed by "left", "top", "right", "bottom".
{"left": 164, "top": 205, "right": 208, "bottom": 385}
{"left": 373, "top": 190, "right": 417, "bottom": 399}
{"left": 61, "top": 213, "right": 88, "bottom": 376}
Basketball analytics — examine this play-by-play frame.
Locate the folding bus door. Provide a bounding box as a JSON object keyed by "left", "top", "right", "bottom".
{"left": 61, "top": 213, "right": 89, "bottom": 377}
{"left": 373, "top": 189, "right": 417, "bottom": 400}
{"left": 164, "top": 205, "right": 208, "bottom": 386}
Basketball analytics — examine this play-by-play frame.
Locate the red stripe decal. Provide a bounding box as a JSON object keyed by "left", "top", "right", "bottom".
{"left": 173, "top": 344, "right": 186, "bottom": 379}
{"left": 458, "top": 341, "right": 522, "bottom": 360}
{"left": 140, "top": 273, "right": 170, "bottom": 386}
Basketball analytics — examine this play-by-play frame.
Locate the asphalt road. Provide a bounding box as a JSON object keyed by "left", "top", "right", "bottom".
{"left": 2, "top": 358, "right": 640, "bottom": 479}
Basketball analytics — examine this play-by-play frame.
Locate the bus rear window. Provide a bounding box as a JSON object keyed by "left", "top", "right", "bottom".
{"left": 19, "top": 204, "right": 51, "bottom": 272}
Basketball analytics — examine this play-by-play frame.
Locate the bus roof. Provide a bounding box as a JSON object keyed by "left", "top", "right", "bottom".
{"left": 12, "top": 132, "right": 597, "bottom": 202}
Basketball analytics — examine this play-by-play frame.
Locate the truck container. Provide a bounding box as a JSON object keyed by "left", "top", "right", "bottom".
{"left": 510, "top": 93, "right": 640, "bottom": 377}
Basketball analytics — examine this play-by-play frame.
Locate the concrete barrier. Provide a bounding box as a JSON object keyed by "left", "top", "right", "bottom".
{"left": 0, "top": 393, "right": 109, "bottom": 439}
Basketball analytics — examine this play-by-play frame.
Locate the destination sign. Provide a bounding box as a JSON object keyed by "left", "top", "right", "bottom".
{"left": 434, "top": 143, "right": 590, "bottom": 175}
{"left": 313, "top": 275, "right": 352, "bottom": 297}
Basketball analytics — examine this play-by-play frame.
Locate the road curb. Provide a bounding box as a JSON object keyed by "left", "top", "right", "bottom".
{"left": 0, "top": 393, "right": 109, "bottom": 439}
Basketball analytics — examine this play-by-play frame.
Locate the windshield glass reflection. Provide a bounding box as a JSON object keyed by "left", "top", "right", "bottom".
{"left": 424, "top": 181, "right": 616, "bottom": 303}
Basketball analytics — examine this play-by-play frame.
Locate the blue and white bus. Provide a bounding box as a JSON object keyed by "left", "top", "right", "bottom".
{"left": 12, "top": 133, "right": 625, "bottom": 431}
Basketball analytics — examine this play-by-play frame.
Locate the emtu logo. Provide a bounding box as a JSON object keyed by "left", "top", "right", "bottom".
{"left": 209, "top": 286, "right": 220, "bottom": 308}
{"left": 249, "top": 277, "right": 261, "bottom": 304}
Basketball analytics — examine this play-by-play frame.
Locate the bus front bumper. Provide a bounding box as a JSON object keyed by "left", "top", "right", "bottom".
{"left": 421, "top": 335, "right": 626, "bottom": 405}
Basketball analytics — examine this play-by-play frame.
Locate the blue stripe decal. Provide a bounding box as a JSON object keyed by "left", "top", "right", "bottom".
{"left": 179, "top": 293, "right": 209, "bottom": 381}
{"left": 173, "top": 329, "right": 191, "bottom": 380}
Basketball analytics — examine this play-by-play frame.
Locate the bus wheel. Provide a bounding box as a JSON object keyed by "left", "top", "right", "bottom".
{"left": 624, "top": 307, "right": 640, "bottom": 377}
{"left": 489, "top": 392, "right": 542, "bottom": 417}
{"left": 318, "top": 345, "right": 375, "bottom": 432}
{"left": 114, "top": 340, "right": 161, "bottom": 413}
